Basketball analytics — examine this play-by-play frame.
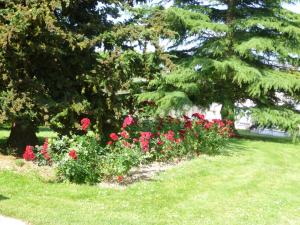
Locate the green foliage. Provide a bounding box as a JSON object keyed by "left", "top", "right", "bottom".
{"left": 15, "top": 159, "right": 25, "bottom": 167}
{"left": 54, "top": 134, "right": 106, "bottom": 184}
{"left": 0, "top": 0, "right": 172, "bottom": 143}
{"left": 139, "top": 0, "right": 300, "bottom": 134}
{"left": 0, "top": 0, "right": 100, "bottom": 136}
{"left": 29, "top": 114, "right": 232, "bottom": 184}
{"left": 138, "top": 90, "right": 193, "bottom": 115}
{"left": 99, "top": 146, "right": 143, "bottom": 180}
{"left": 251, "top": 107, "right": 300, "bottom": 136}
{"left": 1, "top": 137, "right": 300, "bottom": 225}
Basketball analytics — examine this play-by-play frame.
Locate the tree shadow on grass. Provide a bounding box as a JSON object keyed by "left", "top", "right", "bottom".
{"left": 123, "top": 163, "right": 175, "bottom": 185}
{"left": 220, "top": 131, "right": 299, "bottom": 157}
{"left": 237, "top": 130, "right": 298, "bottom": 145}
{"left": 0, "top": 126, "right": 55, "bottom": 155}
{"left": 0, "top": 139, "right": 18, "bottom": 156}
{"left": 217, "top": 138, "right": 249, "bottom": 157}
{"left": 0, "top": 195, "right": 9, "bottom": 201}
{"left": 0, "top": 127, "right": 14, "bottom": 155}
{"left": 0, "top": 135, "right": 8, "bottom": 155}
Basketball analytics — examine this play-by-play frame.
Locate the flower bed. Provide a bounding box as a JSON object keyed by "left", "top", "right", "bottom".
{"left": 23, "top": 114, "right": 234, "bottom": 184}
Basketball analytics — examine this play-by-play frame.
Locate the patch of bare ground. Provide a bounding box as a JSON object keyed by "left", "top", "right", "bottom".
{"left": 0, "top": 154, "right": 55, "bottom": 181}
{"left": 99, "top": 160, "right": 184, "bottom": 189}
{"left": 1, "top": 153, "right": 189, "bottom": 188}
{"left": 0, "top": 215, "right": 29, "bottom": 225}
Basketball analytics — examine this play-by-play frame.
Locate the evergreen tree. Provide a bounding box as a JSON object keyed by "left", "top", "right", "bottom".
{"left": 140, "top": 0, "right": 300, "bottom": 135}
{"left": 0, "top": 0, "right": 169, "bottom": 152}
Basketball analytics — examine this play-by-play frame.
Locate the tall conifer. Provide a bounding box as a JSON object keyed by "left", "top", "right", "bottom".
{"left": 140, "top": 0, "right": 300, "bottom": 134}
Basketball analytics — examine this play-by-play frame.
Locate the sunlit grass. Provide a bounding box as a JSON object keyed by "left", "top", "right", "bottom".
{"left": 0, "top": 127, "right": 57, "bottom": 154}
{"left": 0, "top": 134, "right": 299, "bottom": 225}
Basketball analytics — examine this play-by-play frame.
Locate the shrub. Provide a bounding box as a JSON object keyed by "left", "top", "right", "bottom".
{"left": 15, "top": 159, "right": 25, "bottom": 167}
{"left": 99, "top": 145, "right": 144, "bottom": 181}
{"left": 54, "top": 134, "right": 106, "bottom": 184}
{"left": 24, "top": 114, "right": 234, "bottom": 184}
{"left": 108, "top": 114, "right": 234, "bottom": 161}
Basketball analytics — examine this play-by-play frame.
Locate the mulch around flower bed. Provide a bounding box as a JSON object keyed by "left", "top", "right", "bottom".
{"left": 0, "top": 154, "right": 55, "bottom": 181}
{"left": 0, "top": 153, "right": 184, "bottom": 188}
{"left": 0, "top": 215, "right": 28, "bottom": 225}
{"left": 99, "top": 160, "right": 184, "bottom": 189}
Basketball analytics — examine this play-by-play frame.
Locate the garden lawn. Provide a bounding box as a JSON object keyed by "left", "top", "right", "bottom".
{"left": 0, "top": 127, "right": 56, "bottom": 154}
{"left": 0, "top": 137, "right": 299, "bottom": 225}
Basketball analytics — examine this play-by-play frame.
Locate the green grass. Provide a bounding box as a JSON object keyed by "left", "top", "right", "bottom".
{"left": 0, "top": 127, "right": 56, "bottom": 154}
{"left": 0, "top": 135, "right": 299, "bottom": 225}
{"left": 0, "top": 127, "right": 57, "bottom": 141}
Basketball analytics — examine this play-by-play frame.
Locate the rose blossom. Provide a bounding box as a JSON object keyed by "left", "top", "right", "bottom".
{"left": 23, "top": 145, "right": 35, "bottom": 161}
{"left": 109, "top": 133, "right": 119, "bottom": 141}
{"left": 69, "top": 149, "right": 78, "bottom": 160}
{"left": 122, "top": 115, "right": 135, "bottom": 128}
{"left": 80, "top": 118, "right": 91, "bottom": 131}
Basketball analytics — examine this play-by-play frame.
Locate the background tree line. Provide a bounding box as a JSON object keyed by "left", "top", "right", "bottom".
{"left": 1, "top": 0, "right": 300, "bottom": 153}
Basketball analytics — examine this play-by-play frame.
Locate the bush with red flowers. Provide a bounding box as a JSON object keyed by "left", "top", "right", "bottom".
{"left": 109, "top": 133, "right": 119, "bottom": 141}
{"left": 122, "top": 115, "right": 135, "bottom": 128}
{"left": 23, "top": 145, "right": 35, "bottom": 161}
{"left": 34, "top": 138, "right": 52, "bottom": 166}
{"left": 68, "top": 149, "right": 78, "bottom": 160}
{"left": 23, "top": 119, "right": 108, "bottom": 184}
{"left": 25, "top": 114, "right": 234, "bottom": 184}
{"left": 80, "top": 118, "right": 91, "bottom": 132}
{"left": 107, "top": 113, "right": 234, "bottom": 161}
{"left": 54, "top": 133, "right": 106, "bottom": 184}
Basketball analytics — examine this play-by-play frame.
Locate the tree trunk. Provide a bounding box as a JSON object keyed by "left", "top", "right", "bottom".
{"left": 7, "top": 119, "right": 38, "bottom": 156}
{"left": 221, "top": 101, "right": 239, "bottom": 135}
{"left": 221, "top": 102, "right": 235, "bottom": 121}
{"left": 97, "top": 112, "right": 118, "bottom": 143}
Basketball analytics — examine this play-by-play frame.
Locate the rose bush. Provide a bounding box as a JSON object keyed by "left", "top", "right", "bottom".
{"left": 108, "top": 114, "right": 234, "bottom": 161}
{"left": 23, "top": 114, "right": 234, "bottom": 184}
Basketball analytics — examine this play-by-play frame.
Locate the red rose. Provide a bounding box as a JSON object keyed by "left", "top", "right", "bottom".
{"left": 107, "top": 141, "right": 113, "bottom": 145}
{"left": 192, "top": 113, "right": 205, "bottom": 120}
{"left": 184, "top": 120, "right": 192, "bottom": 129}
{"left": 219, "top": 121, "right": 225, "bottom": 128}
{"left": 179, "top": 129, "right": 186, "bottom": 139}
{"left": 140, "top": 132, "right": 152, "bottom": 139}
{"left": 139, "top": 132, "right": 152, "bottom": 152}
{"left": 157, "top": 139, "right": 164, "bottom": 145}
{"left": 120, "top": 131, "right": 129, "bottom": 139}
{"left": 175, "top": 138, "right": 182, "bottom": 144}
{"left": 204, "top": 122, "right": 214, "bottom": 130}
{"left": 183, "top": 115, "right": 190, "bottom": 121}
{"left": 109, "top": 133, "right": 119, "bottom": 141}
{"left": 226, "top": 120, "right": 234, "bottom": 126}
{"left": 140, "top": 141, "right": 150, "bottom": 152}
{"left": 40, "top": 138, "right": 51, "bottom": 161}
{"left": 122, "top": 115, "right": 135, "bottom": 128}
{"left": 69, "top": 149, "right": 78, "bottom": 160}
{"left": 164, "top": 130, "right": 175, "bottom": 142}
{"left": 42, "top": 138, "right": 48, "bottom": 151}
{"left": 117, "top": 175, "right": 124, "bottom": 183}
{"left": 23, "top": 145, "right": 35, "bottom": 161}
{"left": 80, "top": 118, "right": 91, "bottom": 131}
{"left": 122, "top": 140, "right": 131, "bottom": 148}
{"left": 43, "top": 153, "right": 51, "bottom": 161}
{"left": 212, "top": 119, "right": 225, "bottom": 128}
